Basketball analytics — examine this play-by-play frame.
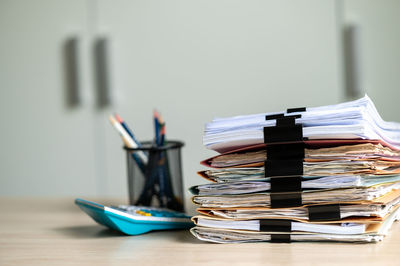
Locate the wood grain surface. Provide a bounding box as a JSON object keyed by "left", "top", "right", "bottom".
{"left": 0, "top": 198, "right": 399, "bottom": 266}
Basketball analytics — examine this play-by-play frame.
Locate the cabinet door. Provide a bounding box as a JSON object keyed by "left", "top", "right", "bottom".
{"left": 343, "top": 0, "right": 400, "bottom": 121}
{"left": 96, "top": 0, "right": 341, "bottom": 203}
{"left": 0, "top": 0, "right": 99, "bottom": 196}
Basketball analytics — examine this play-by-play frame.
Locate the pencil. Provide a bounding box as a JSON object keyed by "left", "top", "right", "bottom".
{"left": 108, "top": 115, "right": 148, "bottom": 164}
{"left": 160, "top": 123, "right": 166, "bottom": 146}
{"left": 153, "top": 110, "right": 161, "bottom": 146}
{"left": 114, "top": 113, "right": 142, "bottom": 147}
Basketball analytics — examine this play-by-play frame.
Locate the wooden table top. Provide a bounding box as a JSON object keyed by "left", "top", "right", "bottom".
{"left": 1, "top": 197, "right": 399, "bottom": 265}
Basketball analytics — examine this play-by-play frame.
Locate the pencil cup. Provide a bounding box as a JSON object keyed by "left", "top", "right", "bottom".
{"left": 124, "top": 140, "right": 185, "bottom": 212}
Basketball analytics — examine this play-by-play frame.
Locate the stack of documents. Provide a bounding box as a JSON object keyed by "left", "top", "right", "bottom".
{"left": 203, "top": 95, "right": 400, "bottom": 153}
{"left": 191, "top": 96, "right": 400, "bottom": 243}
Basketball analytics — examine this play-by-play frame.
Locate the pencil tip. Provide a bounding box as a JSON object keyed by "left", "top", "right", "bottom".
{"left": 114, "top": 113, "right": 123, "bottom": 123}
{"left": 153, "top": 109, "right": 159, "bottom": 118}
{"left": 108, "top": 115, "right": 116, "bottom": 123}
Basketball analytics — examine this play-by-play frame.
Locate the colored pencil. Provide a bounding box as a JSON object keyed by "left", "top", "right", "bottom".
{"left": 108, "top": 115, "right": 148, "bottom": 164}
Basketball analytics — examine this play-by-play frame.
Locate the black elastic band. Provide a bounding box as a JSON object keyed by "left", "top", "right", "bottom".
{"left": 263, "top": 124, "right": 303, "bottom": 143}
{"left": 260, "top": 219, "right": 292, "bottom": 232}
{"left": 271, "top": 234, "right": 291, "bottom": 243}
{"left": 270, "top": 192, "right": 302, "bottom": 208}
{"left": 266, "top": 142, "right": 305, "bottom": 160}
{"left": 276, "top": 116, "right": 296, "bottom": 126}
{"left": 270, "top": 176, "right": 302, "bottom": 192}
{"left": 287, "top": 107, "right": 306, "bottom": 113}
{"left": 265, "top": 159, "right": 303, "bottom": 177}
{"left": 265, "top": 113, "right": 284, "bottom": 120}
{"left": 265, "top": 114, "right": 301, "bottom": 121}
{"left": 308, "top": 204, "right": 341, "bottom": 221}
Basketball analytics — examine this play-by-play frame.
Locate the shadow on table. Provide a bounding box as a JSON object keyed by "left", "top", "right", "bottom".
{"left": 176, "top": 231, "right": 205, "bottom": 244}
{"left": 54, "top": 225, "right": 127, "bottom": 239}
{"left": 53, "top": 225, "right": 204, "bottom": 243}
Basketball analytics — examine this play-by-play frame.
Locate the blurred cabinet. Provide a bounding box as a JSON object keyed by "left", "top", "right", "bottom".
{"left": 342, "top": 0, "right": 400, "bottom": 121}
{"left": 95, "top": 0, "right": 342, "bottom": 200}
{"left": 0, "top": 0, "right": 343, "bottom": 198}
{"left": 0, "top": 0, "right": 99, "bottom": 196}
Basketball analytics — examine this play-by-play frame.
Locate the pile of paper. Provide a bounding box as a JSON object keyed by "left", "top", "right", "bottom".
{"left": 190, "top": 96, "right": 400, "bottom": 243}
{"left": 203, "top": 95, "right": 400, "bottom": 153}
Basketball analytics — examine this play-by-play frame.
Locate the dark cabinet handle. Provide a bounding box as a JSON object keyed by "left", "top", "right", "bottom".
{"left": 344, "top": 24, "right": 363, "bottom": 98}
{"left": 94, "top": 37, "right": 113, "bottom": 107}
{"left": 64, "top": 36, "right": 82, "bottom": 107}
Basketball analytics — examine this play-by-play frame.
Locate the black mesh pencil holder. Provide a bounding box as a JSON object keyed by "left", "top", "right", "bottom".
{"left": 124, "top": 140, "right": 185, "bottom": 212}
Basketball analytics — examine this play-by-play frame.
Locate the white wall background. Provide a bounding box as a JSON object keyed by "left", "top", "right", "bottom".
{"left": 0, "top": 0, "right": 399, "bottom": 212}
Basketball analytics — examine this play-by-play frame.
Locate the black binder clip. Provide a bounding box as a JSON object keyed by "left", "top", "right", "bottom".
{"left": 265, "top": 142, "right": 305, "bottom": 178}
{"left": 265, "top": 144, "right": 305, "bottom": 208}
{"left": 265, "top": 106, "right": 306, "bottom": 121}
{"left": 263, "top": 107, "right": 307, "bottom": 209}
{"left": 270, "top": 176, "right": 302, "bottom": 192}
{"left": 265, "top": 160, "right": 303, "bottom": 177}
{"left": 266, "top": 142, "right": 305, "bottom": 160}
{"left": 265, "top": 143, "right": 304, "bottom": 208}
{"left": 270, "top": 234, "right": 291, "bottom": 243}
{"left": 268, "top": 175, "right": 302, "bottom": 208}
{"left": 263, "top": 116, "right": 304, "bottom": 143}
{"left": 263, "top": 106, "right": 306, "bottom": 143}
{"left": 308, "top": 204, "right": 341, "bottom": 221}
{"left": 260, "top": 219, "right": 292, "bottom": 232}
{"left": 287, "top": 107, "right": 306, "bottom": 113}
{"left": 265, "top": 113, "right": 285, "bottom": 120}
{"left": 270, "top": 191, "right": 302, "bottom": 208}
